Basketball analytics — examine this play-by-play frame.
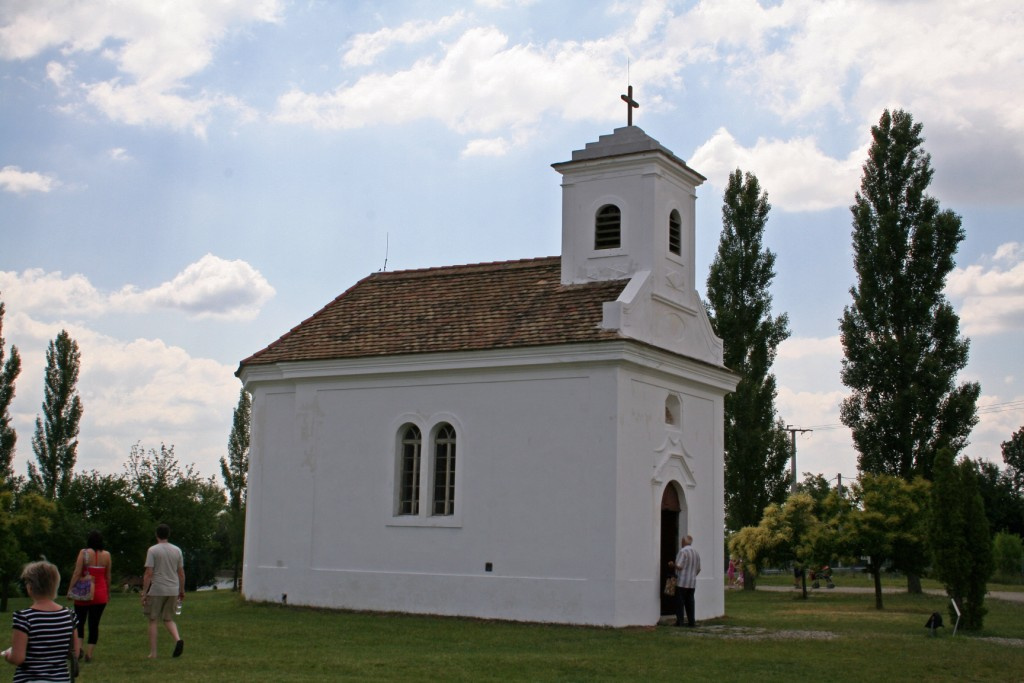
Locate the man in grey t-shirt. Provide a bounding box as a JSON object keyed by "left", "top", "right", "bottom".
{"left": 141, "top": 523, "right": 185, "bottom": 658}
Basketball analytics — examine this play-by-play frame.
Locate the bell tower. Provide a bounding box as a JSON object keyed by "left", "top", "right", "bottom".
{"left": 552, "top": 115, "right": 722, "bottom": 365}
{"left": 553, "top": 124, "right": 705, "bottom": 299}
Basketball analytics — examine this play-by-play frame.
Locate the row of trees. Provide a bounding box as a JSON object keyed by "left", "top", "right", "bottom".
{"left": 729, "top": 449, "right": 1005, "bottom": 630}
{"left": 706, "top": 109, "right": 1020, "bottom": 630}
{"left": 0, "top": 305, "right": 251, "bottom": 610}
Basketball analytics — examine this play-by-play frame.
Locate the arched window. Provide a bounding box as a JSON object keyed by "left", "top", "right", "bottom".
{"left": 432, "top": 423, "right": 457, "bottom": 516}
{"left": 595, "top": 204, "right": 621, "bottom": 250}
{"left": 668, "top": 209, "right": 682, "bottom": 256}
{"left": 397, "top": 425, "right": 421, "bottom": 515}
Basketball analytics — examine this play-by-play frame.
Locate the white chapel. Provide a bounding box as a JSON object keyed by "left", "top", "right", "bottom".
{"left": 236, "top": 123, "right": 737, "bottom": 626}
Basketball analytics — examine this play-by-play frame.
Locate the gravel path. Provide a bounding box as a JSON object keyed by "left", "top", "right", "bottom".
{"left": 754, "top": 585, "right": 1024, "bottom": 603}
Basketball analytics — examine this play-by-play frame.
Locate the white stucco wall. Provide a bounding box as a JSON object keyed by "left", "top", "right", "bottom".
{"left": 241, "top": 343, "right": 733, "bottom": 626}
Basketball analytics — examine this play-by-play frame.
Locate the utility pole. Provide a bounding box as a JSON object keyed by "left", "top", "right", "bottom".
{"left": 785, "top": 425, "right": 813, "bottom": 494}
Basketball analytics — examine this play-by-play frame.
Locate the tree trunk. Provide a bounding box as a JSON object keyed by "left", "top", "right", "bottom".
{"left": 871, "top": 561, "right": 884, "bottom": 610}
{"left": 906, "top": 571, "right": 922, "bottom": 594}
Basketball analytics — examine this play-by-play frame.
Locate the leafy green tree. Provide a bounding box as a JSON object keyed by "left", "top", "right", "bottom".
{"left": 931, "top": 448, "right": 992, "bottom": 630}
{"left": 706, "top": 169, "right": 791, "bottom": 532}
{"left": 0, "top": 300, "right": 22, "bottom": 485}
{"left": 973, "top": 458, "right": 1024, "bottom": 537}
{"left": 0, "top": 488, "right": 55, "bottom": 611}
{"left": 220, "top": 388, "right": 250, "bottom": 590}
{"left": 1002, "top": 426, "right": 1024, "bottom": 492}
{"left": 727, "top": 492, "right": 829, "bottom": 594}
{"left": 60, "top": 471, "right": 150, "bottom": 587}
{"left": 796, "top": 473, "right": 835, "bottom": 518}
{"left": 835, "top": 474, "right": 930, "bottom": 609}
{"left": 991, "top": 531, "right": 1023, "bottom": 582}
{"left": 123, "top": 442, "right": 226, "bottom": 589}
{"left": 28, "top": 330, "right": 83, "bottom": 499}
{"left": 840, "top": 109, "right": 979, "bottom": 483}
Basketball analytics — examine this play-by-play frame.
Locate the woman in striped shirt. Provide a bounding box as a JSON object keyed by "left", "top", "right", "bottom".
{"left": 2, "top": 560, "right": 78, "bottom": 682}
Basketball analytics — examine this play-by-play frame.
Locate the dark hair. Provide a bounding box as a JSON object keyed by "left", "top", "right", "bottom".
{"left": 87, "top": 529, "right": 105, "bottom": 551}
{"left": 156, "top": 523, "right": 171, "bottom": 540}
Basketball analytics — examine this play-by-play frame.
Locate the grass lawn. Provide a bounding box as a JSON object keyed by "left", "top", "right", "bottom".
{"left": 3, "top": 584, "right": 1022, "bottom": 681}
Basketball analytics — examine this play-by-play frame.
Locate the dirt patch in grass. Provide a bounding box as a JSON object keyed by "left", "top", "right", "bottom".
{"left": 670, "top": 625, "right": 839, "bottom": 640}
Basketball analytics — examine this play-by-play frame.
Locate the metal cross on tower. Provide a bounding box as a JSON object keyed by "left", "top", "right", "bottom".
{"left": 620, "top": 85, "right": 639, "bottom": 126}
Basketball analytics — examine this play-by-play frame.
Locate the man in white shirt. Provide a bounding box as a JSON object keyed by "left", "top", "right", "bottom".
{"left": 141, "top": 524, "right": 185, "bottom": 658}
{"left": 669, "top": 534, "right": 701, "bottom": 627}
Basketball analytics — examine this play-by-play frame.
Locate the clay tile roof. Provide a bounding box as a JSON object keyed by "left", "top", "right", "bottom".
{"left": 238, "top": 256, "right": 629, "bottom": 370}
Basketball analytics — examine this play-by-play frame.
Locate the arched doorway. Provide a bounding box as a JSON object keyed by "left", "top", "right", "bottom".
{"left": 659, "top": 483, "right": 686, "bottom": 615}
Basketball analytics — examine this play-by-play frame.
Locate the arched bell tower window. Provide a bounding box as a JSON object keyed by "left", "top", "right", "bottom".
{"left": 594, "top": 204, "right": 621, "bottom": 250}
{"left": 668, "top": 209, "right": 682, "bottom": 256}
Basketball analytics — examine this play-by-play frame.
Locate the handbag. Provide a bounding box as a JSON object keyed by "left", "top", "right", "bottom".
{"left": 663, "top": 576, "right": 677, "bottom": 596}
{"left": 68, "top": 550, "right": 95, "bottom": 602}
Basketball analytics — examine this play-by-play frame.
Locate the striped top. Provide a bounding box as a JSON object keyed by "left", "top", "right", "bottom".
{"left": 674, "top": 545, "right": 701, "bottom": 589}
{"left": 11, "top": 607, "right": 76, "bottom": 683}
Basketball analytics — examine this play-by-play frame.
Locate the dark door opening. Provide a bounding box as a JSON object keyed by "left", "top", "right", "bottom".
{"left": 660, "top": 486, "right": 681, "bottom": 615}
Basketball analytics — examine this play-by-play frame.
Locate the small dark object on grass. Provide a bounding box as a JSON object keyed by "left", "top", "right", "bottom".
{"left": 925, "top": 612, "right": 944, "bottom": 636}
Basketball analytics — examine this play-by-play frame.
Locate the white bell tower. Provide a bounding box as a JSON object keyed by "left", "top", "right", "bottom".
{"left": 552, "top": 122, "right": 722, "bottom": 365}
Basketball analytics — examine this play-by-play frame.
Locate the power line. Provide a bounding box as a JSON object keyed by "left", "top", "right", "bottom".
{"left": 798, "top": 399, "right": 1024, "bottom": 432}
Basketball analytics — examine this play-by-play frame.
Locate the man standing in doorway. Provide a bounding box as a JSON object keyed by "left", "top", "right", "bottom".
{"left": 670, "top": 534, "right": 700, "bottom": 627}
{"left": 141, "top": 523, "right": 185, "bottom": 658}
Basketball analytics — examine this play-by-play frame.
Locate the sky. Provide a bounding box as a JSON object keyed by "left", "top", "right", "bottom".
{"left": 1, "top": 0, "right": 1022, "bottom": 487}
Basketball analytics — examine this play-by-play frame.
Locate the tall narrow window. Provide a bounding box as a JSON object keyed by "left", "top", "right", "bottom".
{"left": 432, "top": 423, "right": 457, "bottom": 516}
{"left": 595, "top": 204, "right": 621, "bottom": 250}
{"left": 398, "top": 425, "right": 421, "bottom": 515}
{"left": 665, "top": 394, "right": 681, "bottom": 427}
{"left": 668, "top": 209, "right": 682, "bottom": 255}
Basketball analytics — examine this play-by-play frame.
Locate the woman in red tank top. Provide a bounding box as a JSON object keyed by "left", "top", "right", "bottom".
{"left": 66, "top": 530, "right": 112, "bottom": 662}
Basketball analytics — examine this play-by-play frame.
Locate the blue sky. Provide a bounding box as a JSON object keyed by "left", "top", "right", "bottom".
{"left": 1, "top": 0, "right": 1021, "bottom": 484}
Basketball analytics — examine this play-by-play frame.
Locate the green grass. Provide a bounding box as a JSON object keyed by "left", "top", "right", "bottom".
{"left": 4, "top": 585, "right": 1022, "bottom": 681}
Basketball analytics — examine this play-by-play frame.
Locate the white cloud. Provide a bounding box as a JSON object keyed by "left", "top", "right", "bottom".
{"left": 108, "top": 147, "right": 132, "bottom": 162}
{"left": 689, "top": 128, "right": 864, "bottom": 212}
{"left": 0, "top": 0, "right": 282, "bottom": 135}
{"left": 0, "top": 165, "right": 60, "bottom": 194}
{"left": 113, "top": 254, "right": 276, "bottom": 320}
{"left": 0, "top": 254, "right": 275, "bottom": 321}
{"left": 3, "top": 312, "right": 238, "bottom": 478}
{"left": 276, "top": 25, "right": 626, "bottom": 138}
{"left": 946, "top": 242, "right": 1024, "bottom": 336}
{"left": 777, "top": 335, "right": 841, "bottom": 362}
{"left": 342, "top": 11, "right": 467, "bottom": 67}
{"left": 662, "top": 0, "right": 1024, "bottom": 202}
{"left": 461, "top": 137, "right": 511, "bottom": 158}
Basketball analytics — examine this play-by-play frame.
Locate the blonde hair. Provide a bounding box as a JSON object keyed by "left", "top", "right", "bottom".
{"left": 21, "top": 560, "right": 60, "bottom": 599}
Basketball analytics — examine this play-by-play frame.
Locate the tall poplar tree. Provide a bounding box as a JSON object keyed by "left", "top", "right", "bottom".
{"left": 706, "top": 169, "right": 791, "bottom": 532}
{"left": 28, "top": 330, "right": 83, "bottom": 499}
{"left": 220, "top": 388, "right": 251, "bottom": 590}
{"left": 840, "top": 109, "right": 979, "bottom": 481}
{"left": 0, "top": 300, "right": 22, "bottom": 485}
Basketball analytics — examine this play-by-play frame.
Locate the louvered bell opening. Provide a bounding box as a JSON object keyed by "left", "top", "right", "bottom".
{"left": 669, "top": 209, "right": 682, "bottom": 255}
{"left": 595, "top": 205, "right": 621, "bottom": 250}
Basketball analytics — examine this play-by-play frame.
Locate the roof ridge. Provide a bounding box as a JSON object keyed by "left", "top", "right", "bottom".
{"left": 374, "top": 255, "right": 559, "bottom": 278}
